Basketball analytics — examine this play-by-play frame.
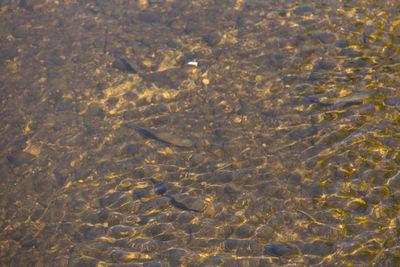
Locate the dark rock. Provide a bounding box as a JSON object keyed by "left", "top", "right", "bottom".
{"left": 203, "top": 32, "right": 221, "bottom": 46}
{"left": 112, "top": 58, "right": 137, "bottom": 74}
{"left": 154, "top": 182, "right": 167, "bottom": 195}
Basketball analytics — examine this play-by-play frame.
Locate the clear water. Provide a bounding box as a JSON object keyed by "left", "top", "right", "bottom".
{"left": 1, "top": 0, "right": 400, "bottom": 266}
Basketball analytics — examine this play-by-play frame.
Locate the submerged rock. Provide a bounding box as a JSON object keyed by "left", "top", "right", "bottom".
{"left": 306, "top": 92, "right": 370, "bottom": 107}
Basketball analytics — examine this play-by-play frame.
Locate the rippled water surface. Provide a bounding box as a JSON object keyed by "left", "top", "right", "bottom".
{"left": 1, "top": 0, "right": 400, "bottom": 266}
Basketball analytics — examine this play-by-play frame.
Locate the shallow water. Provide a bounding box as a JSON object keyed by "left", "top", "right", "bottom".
{"left": 1, "top": 0, "right": 400, "bottom": 266}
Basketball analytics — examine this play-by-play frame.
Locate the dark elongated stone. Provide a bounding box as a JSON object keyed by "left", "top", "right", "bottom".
{"left": 166, "top": 195, "right": 202, "bottom": 213}
{"left": 112, "top": 58, "right": 137, "bottom": 74}
{"left": 264, "top": 244, "right": 298, "bottom": 256}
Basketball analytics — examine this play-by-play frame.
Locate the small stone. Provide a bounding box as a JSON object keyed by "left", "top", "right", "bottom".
{"left": 202, "top": 32, "right": 221, "bottom": 46}
{"left": 154, "top": 182, "right": 167, "bottom": 195}
{"left": 202, "top": 79, "right": 210, "bottom": 86}
{"left": 138, "top": 0, "right": 148, "bottom": 8}
{"left": 233, "top": 116, "right": 242, "bottom": 123}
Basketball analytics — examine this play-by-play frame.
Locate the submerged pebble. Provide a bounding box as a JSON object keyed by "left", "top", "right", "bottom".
{"left": 264, "top": 244, "right": 299, "bottom": 256}
{"left": 109, "top": 225, "right": 136, "bottom": 238}
{"left": 203, "top": 32, "right": 221, "bottom": 46}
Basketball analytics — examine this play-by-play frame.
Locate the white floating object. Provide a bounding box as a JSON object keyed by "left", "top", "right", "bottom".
{"left": 187, "top": 61, "right": 198, "bottom": 67}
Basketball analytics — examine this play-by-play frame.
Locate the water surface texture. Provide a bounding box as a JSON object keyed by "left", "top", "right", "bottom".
{"left": 1, "top": 0, "right": 400, "bottom": 266}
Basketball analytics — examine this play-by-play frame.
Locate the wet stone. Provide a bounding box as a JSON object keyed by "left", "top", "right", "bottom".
{"left": 109, "top": 225, "right": 136, "bottom": 238}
